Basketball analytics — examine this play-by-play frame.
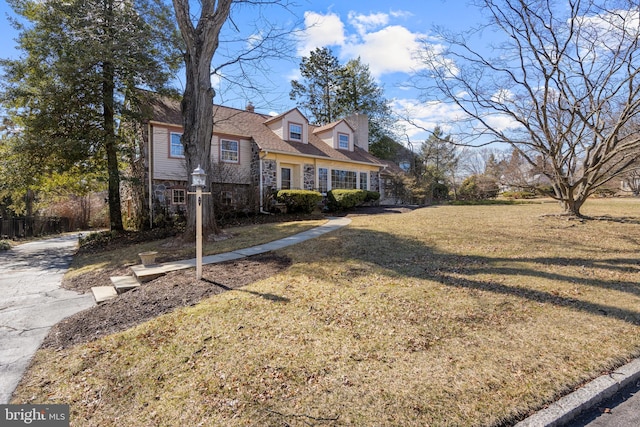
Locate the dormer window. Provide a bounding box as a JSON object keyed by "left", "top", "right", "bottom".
{"left": 338, "top": 133, "right": 349, "bottom": 150}
{"left": 289, "top": 123, "right": 302, "bottom": 141}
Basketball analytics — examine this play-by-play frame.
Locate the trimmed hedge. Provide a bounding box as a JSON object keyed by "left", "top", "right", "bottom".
{"left": 0, "top": 240, "right": 10, "bottom": 251}
{"left": 327, "top": 189, "right": 367, "bottom": 211}
{"left": 502, "top": 190, "right": 536, "bottom": 199}
{"left": 276, "top": 190, "right": 323, "bottom": 214}
{"left": 365, "top": 191, "right": 380, "bottom": 203}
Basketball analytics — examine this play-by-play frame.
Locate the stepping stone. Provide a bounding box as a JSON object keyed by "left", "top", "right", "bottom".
{"left": 110, "top": 276, "right": 140, "bottom": 294}
{"left": 130, "top": 265, "right": 168, "bottom": 283}
{"left": 91, "top": 286, "right": 118, "bottom": 304}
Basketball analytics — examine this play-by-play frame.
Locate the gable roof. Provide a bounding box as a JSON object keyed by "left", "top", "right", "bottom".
{"left": 137, "top": 91, "right": 386, "bottom": 167}
{"left": 313, "top": 119, "right": 354, "bottom": 135}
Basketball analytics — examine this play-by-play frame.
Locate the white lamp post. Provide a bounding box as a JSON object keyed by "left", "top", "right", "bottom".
{"left": 190, "top": 165, "right": 207, "bottom": 280}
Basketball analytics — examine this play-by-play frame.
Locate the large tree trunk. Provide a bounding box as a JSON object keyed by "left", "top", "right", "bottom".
{"left": 172, "top": 0, "right": 232, "bottom": 240}
{"left": 181, "top": 67, "right": 218, "bottom": 239}
{"left": 104, "top": 61, "right": 123, "bottom": 231}
{"left": 102, "top": 0, "right": 123, "bottom": 231}
{"left": 554, "top": 184, "right": 586, "bottom": 218}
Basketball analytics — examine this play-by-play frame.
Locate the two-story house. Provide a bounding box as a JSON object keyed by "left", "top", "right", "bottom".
{"left": 129, "top": 91, "right": 387, "bottom": 222}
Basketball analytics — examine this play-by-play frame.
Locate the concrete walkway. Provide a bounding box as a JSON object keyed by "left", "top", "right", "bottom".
{"left": 0, "top": 235, "right": 95, "bottom": 404}
{"left": 130, "top": 216, "right": 352, "bottom": 281}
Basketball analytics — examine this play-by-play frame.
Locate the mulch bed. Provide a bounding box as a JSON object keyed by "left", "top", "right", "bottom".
{"left": 45, "top": 206, "right": 417, "bottom": 350}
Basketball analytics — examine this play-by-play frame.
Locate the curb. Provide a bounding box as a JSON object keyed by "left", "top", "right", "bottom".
{"left": 515, "top": 357, "right": 640, "bottom": 426}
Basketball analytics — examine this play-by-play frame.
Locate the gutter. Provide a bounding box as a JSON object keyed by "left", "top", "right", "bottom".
{"left": 261, "top": 148, "right": 383, "bottom": 168}
{"left": 148, "top": 122, "right": 154, "bottom": 229}
{"left": 259, "top": 150, "right": 271, "bottom": 214}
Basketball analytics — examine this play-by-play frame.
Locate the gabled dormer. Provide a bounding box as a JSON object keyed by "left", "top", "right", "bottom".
{"left": 313, "top": 119, "right": 355, "bottom": 151}
{"left": 264, "top": 108, "right": 309, "bottom": 144}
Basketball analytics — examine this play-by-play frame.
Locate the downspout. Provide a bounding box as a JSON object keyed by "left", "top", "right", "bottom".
{"left": 259, "top": 150, "right": 271, "bottom": 214}
{"left": 148, "top": 122, "right": 154, "bottom": 229}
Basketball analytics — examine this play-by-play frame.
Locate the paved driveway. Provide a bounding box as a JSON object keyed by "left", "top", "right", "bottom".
{"left": 0, "top": 235, "right": 95, "bottom": 403}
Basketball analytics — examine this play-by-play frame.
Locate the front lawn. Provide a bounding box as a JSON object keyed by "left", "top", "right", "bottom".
{"left": 12, "top": 199, "right": 640, "bottom": 426}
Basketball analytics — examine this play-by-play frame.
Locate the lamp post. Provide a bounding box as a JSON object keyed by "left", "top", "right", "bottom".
{"left": 190, "top": 165, "right": 207, "bottom": 280}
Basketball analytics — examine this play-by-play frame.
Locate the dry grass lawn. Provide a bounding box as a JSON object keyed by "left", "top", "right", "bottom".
{"left": 12, "top": 199, "right": 640, "bottom": 426}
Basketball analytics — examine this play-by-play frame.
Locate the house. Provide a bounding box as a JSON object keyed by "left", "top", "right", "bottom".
{"left": 128, "top": 91, "right": 389, "bottom": 223}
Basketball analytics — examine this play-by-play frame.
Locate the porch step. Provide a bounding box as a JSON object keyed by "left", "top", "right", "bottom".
{"left": 110, "top": 276, "right": 141, "bottom": 294}
{"left": 91, "top": 286, "right": 118, "bottom": 304}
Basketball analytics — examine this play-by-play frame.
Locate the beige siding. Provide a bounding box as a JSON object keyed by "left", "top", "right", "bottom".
{"left": 268, "top": 110, "right": 309, "bottom": 143}
{"left": 210, "top": 135, "right": 253, "bottom": 184}
{"left": 314, "top": 122, "right": 354, "bottom": 151}
{"left": 152, "top": 125, "right": 187, "bottom": 181}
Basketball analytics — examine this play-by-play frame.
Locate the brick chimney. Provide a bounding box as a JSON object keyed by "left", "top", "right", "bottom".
{"left": 246, "top": 102, "right": 255, "bottom": 113}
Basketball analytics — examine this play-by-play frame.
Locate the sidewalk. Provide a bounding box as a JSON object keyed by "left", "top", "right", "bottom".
{"left": 129, "top": 216, "right": 352, "bottom": 281}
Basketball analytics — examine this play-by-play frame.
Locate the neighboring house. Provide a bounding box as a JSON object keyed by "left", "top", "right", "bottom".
{"left": 128, "top": 91, "right": 388, "bottom": 222}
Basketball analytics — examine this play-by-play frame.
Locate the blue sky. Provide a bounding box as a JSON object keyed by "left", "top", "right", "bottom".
{"left": 0, "top": 0, "right": 487, "bottom": 143}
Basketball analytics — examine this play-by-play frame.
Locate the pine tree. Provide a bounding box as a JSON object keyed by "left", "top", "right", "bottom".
{"left": 1, "top": 0, "right": 181, "bottom": 230}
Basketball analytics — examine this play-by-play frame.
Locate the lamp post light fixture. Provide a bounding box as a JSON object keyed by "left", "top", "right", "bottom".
{"left": 190, "top": 165, "right": 209, "bottom": 280}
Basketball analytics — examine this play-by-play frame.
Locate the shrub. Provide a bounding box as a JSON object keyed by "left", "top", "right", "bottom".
{"left": 276, "top": 190, "right": 323, "bottom": 214}
{"left": 534, "top": 185, "right": 555, "bottom": 196}
{"left": 432, "top": 183, "right": 450, "bottom": 202}
{"left": 593, "top": 188, "right": 616, "bottom": 198}
{"left": 502, "top": 190, "right": 536, "bottom": 199}
{"left": 365, "top": 191, "right": 380, "bottom": 203}
{"left": 458, "top": 175, "right": 499, "bottom": 200}
{"left": 0, "top": 240, "right": 11, "bottom": 251}
{"left": 327, "top": 189, "right": 367, "bottom": 211}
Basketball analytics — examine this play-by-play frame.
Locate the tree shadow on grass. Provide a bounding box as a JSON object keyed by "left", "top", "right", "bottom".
{"left": 330, "top": 228, "right": 640, "bottom": 326}
{"left": 202, "top": 278, "right": 290, "bottom": 303}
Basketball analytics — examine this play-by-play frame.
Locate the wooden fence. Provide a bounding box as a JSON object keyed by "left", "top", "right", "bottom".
{"left": 0, "top": 217, "right": 72, "bottom": 239}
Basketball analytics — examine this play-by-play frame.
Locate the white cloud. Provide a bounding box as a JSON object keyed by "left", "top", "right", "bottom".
{"left": 393, "top": 98, "right": 464, "bottom": 140}
{"left": 347, "top": 12, "right": 389, "bottom": 36}
{"left": 342, "top": 25, "right": 428, "bottom": 77}
{"left": 390, "top": 9, "right": 413, "bottom": 19}
{"left": 297, "top": 11, "right": 345, "bottom": 55}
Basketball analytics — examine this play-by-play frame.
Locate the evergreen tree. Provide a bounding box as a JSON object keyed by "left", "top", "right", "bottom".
{"left": 0, "top": 0, "right": 181, "bottom": 230}
{"left": 290, "top": 47, "right": 342, "bottom": 125}
{"left": 290, "top": 49, "right": 394, "bottom": 141}
{"left": 419, "top": 127, "right": 459, "bottom": 203}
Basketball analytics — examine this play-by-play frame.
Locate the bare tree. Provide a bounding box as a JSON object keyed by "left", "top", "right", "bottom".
{"left": 172, "top": 0, "right": 296, "bottom": 238}
{"left": 413, "top": 0, "right": 640, "bottom": 217}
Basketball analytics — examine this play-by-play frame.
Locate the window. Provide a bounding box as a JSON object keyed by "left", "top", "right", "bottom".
{"left": 172, "top": 189, "right": 186, "bottom": 205}
{"left": 221, "top": 139, "right": 239, "bottom": 163}
{"left": 338, "top": 133, "right": 349, "bottom": 150}
{"left": 318, "top": 168, "right": 328, "bottom": 194}
{"left": 331, "top": 170, "right": 357, "bottom": 189}
{"left": 360, "top": 172, "right": 368, "bottom": 190}
{"left": 170, "top": 133, "right": 184, "bottom": 158}
{"left": 289, "top": 123, "right": 302, "bottom": 141}
{"left": 221, "top": 191, "right": 234, "bottom": 206}
{"left": 281, "top": 167, "right": 291, "bottom": 189}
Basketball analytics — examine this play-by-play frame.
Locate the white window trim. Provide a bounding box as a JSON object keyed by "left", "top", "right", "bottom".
{"left": 170, "top": 132, "right": 185, "bottom": 158}
{"left": 172, "top": 188, "right": 186, "bottom": 205}
{"left": 220, "top": 139, "right": 239, "bottom": 163}
{"left": 338, "top": 132, "right": 350, "bottom": 150}
{"left": 289, "top": 122, "right": 303, "bottom": 141}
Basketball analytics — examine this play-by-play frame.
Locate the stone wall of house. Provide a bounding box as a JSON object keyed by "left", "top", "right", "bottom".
{"left": 262, "top": 159, "right": 277, "bottom": 189}
{"left": 370, "top": 171, "right": 380, "bottom": 192}
{"left": 304, "top": 164, "right": 315, "bottom": 190}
